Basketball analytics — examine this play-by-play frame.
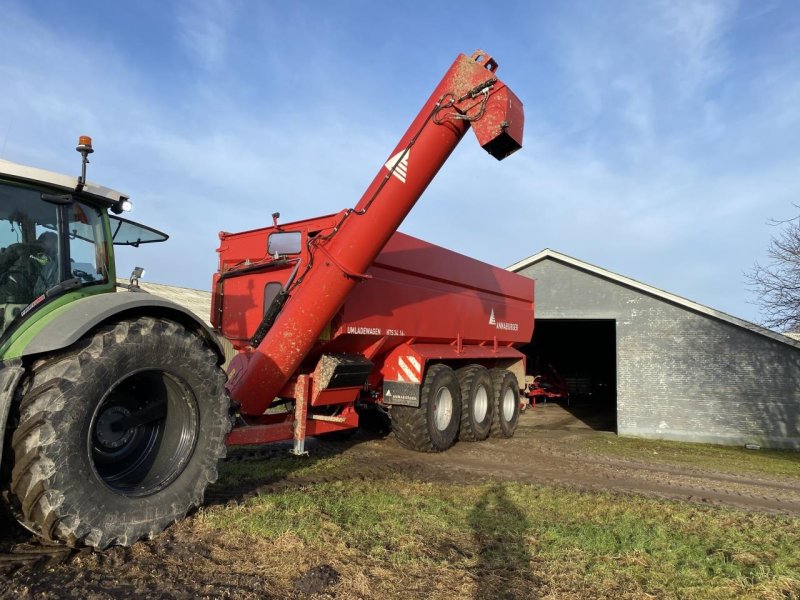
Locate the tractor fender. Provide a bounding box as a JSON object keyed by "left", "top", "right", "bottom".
{"left": 21, "top": 291, "right": 225, "bottom": 360}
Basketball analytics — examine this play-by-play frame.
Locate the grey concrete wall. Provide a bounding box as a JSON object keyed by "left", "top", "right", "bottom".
{"left": 518, "top": 259, "right": 800, "bottom": 449}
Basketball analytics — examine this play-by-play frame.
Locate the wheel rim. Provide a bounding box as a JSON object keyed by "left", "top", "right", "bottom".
{"left": 90, "top": 370, "right": 199, "bottom": 497}
{"left": 433, "top": 387, "right": 454, "bottom": 431}
{"left": 474, "top": 385, "right": 489, "bottom": 423}
{"left": 502, "top": 387, "right": 516, "bottom": 422}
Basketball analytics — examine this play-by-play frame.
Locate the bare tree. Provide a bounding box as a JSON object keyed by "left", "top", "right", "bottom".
{"left": 747, "top": 209, "right": 800, "bottom": 332}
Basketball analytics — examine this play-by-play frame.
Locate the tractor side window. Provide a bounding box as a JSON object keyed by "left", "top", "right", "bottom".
{"left": 67, "top": 202, "right": 107, "bottom": 284}
{"left": 0, "top": 182, "right": 60, "bottom": 334}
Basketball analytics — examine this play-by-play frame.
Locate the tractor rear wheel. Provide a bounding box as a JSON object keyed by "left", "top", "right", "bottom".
{"left": 489, "top": 369, "right": 520, "bottom": 438}
{"left": 456, "top": 365, "right": 494, "bottom": 441}
{"left": 391, "top": 364, "right": 461, "bottom": 452}
{"left": 9, "top": 317, "right": 230, "bottom": 549}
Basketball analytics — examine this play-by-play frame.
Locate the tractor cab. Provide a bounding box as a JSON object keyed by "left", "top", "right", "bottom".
{"left": 0, "top": 139, "right": 168, "bottom": 339}
{"left": 0, "top": 184, "right": 107, "bottom": 334}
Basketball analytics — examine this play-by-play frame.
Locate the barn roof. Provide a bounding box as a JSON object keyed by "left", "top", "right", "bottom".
{"left": 508, "top": 248, "right": 800, "bottom": 350}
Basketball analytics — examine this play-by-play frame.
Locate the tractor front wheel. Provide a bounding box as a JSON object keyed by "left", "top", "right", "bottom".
{"left": 9, "top": 317, "right": 230, "bottom": 549}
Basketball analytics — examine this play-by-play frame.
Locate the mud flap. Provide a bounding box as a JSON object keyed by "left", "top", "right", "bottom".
{"left": 0, "top": 358, "right": 25, "bottom": 467}
{"left": 383, "top": 380, "right": 420, "bottom": 407}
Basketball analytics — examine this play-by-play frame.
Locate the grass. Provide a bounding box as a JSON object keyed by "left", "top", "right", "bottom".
{"left": 198, "top": 453, "right": 800, "bottom": 599}
{"left": 214, "top": 452, "right": 355, "bottom": 488}
{"left": 581, "top": 435, "right": 800, "bottom": 480}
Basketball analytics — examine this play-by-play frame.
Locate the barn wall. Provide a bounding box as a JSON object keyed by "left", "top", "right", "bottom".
{"left": 517, "top": 259, "right": 800, "bottom": 449}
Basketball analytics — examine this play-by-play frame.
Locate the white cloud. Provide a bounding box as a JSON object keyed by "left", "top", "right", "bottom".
{"left": 656, "top": 0, "right": 735, "bottom": 96}
{"left": 175, "top": 0, "right": 238, "bottom": 72}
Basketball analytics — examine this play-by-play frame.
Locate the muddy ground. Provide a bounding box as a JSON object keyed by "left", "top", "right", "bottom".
{"left": 1, "top": 402, "right": 799, "bottom": 598}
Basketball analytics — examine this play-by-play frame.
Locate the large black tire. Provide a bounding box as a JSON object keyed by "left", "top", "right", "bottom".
{"left": 456, "top": 365, "right": 494, "bottom": 442}
{"left": 9, "top": 317, "right": 231, "bottom": 549}
{"left": 391, "top": 364, "right": 461, "bottom": 453}
{"left": 489, "top": 369, "right": 520, "bottom": 438}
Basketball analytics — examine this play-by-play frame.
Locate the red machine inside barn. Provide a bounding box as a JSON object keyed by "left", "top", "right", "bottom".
{"left": 212, "top": 50, "right": 534, "bottom": 453}
{"left": 525, "top": 364, "right": 571, "bottom": 407}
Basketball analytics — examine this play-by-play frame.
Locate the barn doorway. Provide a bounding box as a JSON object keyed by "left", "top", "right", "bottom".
{"left": 520, "top": 319, "right": 617, "bottom": 432}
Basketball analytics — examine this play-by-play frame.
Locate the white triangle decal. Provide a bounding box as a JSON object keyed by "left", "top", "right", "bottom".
{"left": 384, "top": 149, "right": 410, "bottom": 183}
{"left": 386, "top": 389, "right": 393, "bottom": 397}
{"left": 489, "top": 309, "right": 496, "bottom": 325}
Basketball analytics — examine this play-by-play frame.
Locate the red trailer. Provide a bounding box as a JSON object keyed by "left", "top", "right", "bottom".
{"left": 213, "top": 49, "right": 532, "bottom": 454}
{"left": 213, "top": 222, "right": 533, "bottom": 452}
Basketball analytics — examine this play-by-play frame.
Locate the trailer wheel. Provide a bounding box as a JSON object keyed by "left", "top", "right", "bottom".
{"left": 456, "top": 365, "right": 494, "bottom": 441}
{"left": 9, "top": 317, "right": 230, "bottom": 549}
{"left": 391, "top": 364, "right": 461, "bottom": 452}
{"left": 489, "top": 369, "right": 520, "bottom": 438}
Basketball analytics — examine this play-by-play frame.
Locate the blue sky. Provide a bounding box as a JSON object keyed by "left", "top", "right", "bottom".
{"left": 1, "top": 1, "right": 799, "bottom": 326}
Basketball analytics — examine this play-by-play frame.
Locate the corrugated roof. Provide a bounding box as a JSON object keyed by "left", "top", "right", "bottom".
{"left": 508, "top": 248, "right": 800, "bottom": 350}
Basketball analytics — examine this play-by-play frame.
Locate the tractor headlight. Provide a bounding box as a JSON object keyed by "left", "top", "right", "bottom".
{"left": 111, "top": 198, "right": 133, "bottom": 214}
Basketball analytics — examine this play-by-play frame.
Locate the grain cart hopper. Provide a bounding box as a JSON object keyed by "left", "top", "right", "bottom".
{"left": 214, "top": 49, "right": 532, "bottom": 453}
{"left": 0, "top": 49, "right": 529, "bottom": 549}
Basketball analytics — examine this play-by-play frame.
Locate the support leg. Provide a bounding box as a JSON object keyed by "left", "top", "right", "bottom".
{"left": 291, "top": 375, "right": 310, "bottom": 456}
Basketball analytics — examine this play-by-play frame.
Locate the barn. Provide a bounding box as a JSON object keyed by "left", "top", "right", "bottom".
{"left": 509, "top": 249, "right": 800, "bottom": 450}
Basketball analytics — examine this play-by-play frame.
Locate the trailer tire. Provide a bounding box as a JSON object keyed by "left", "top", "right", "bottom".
{"left": 489, "top": 369, "right": 520, "bottom": 438}
{"left": 456, "top": 365, "right": 493, "bottom": 441}
{"left": 9, "top": 317, "right": 231, "bottom": 549}
{"left": 391, "top": 364, "right": 461, "bottom": 452}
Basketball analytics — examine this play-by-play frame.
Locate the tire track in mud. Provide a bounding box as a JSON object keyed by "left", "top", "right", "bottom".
{"left": 0, "top": 543, "right": 90, "bottom": 572}
{"left": 347, "top": 433, "right": 800, "bottom": 516}
{"left": 211, "top": 431, "right": 800, "bottom": 517}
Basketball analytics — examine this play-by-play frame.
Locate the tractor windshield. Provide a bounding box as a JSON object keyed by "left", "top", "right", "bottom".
{"left": 0, "top": 180, "right": 108, "bottom": 335}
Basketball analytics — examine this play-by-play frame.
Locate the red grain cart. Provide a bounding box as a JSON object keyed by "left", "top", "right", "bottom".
{"left": 210, "top": 49, "right": 531, "bottom": 455}
{"left": 213, "top": 221, "right": 534, "bottom": 453}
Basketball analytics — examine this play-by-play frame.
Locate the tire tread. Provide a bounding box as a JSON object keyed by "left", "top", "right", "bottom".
{"left": 489, "top": 368, "right": 520, "bottom": 439}
{"left": 457, "top": 365, "right": 493, "bottom": 442}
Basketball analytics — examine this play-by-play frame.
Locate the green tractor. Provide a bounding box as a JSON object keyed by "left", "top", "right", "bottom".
{"left": 0, "top": 138, "right": 230, "bottom": 548}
